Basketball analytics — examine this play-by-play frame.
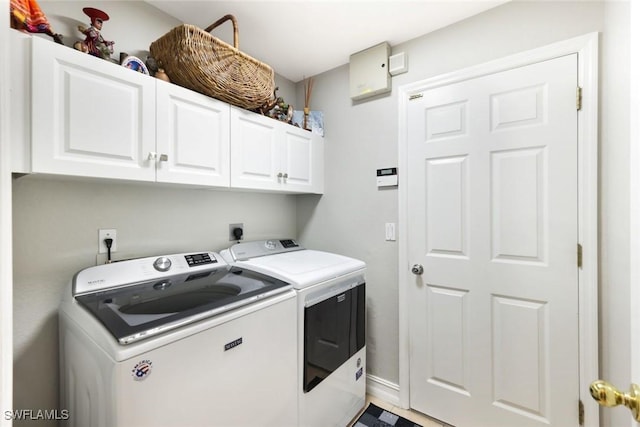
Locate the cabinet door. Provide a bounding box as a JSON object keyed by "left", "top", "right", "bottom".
{"left": 31, "top": 37, "right": 156, "bottom": 181}
{"left": 281, "top": 126, "right": 324, "bottom": 194}
{"left": 230, "top": 107, "right": 280, "bottom": 191}
{"left": 156, "top": 81, "right": 230, "bottom": 187}
{"left": 230, "top": 107, "right": 324, "bottom": 194}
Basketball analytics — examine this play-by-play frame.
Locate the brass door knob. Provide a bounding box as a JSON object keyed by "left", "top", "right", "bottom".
{"left": 590, "top": 380, "right": 640, "bottom": 421}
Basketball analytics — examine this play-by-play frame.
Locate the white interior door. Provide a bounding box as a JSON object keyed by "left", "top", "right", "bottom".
{"left": 407, "top": 54, "right": 579, "bottom": 427}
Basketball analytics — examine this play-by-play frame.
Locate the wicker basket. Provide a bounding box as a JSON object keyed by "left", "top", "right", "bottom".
{"left": 149, "top": 14, "right": 275, "bottom": 110}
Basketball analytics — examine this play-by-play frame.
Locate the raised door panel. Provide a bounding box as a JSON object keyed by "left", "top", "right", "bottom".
{"left": 31, "top": 36, "right": 155, "bottom": 181}
{"left": 156, "top": 82, "right": 230, "bottom": 187}
{"left": 281, "top": 127, "right": 312, "bottom": 191}
{"left": 280, "top": 127, "right": 324, "bottom": 194}
{"left": 230, "top": 107, "right": 279, "bottom": 191}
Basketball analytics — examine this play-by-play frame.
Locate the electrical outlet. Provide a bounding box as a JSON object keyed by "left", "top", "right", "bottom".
{"left": 229, "top": 223, "right": 244, "bottom": 241}
{"left": 98, "top": 229, "right": 117, "bottom": 254}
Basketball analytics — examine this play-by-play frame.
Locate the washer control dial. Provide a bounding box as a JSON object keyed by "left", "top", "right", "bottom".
{"left": 153, "top": 256, "right": 172, "bottom": 272}
{"left": 265, "top": 240, "right": 278, "bottom": 250}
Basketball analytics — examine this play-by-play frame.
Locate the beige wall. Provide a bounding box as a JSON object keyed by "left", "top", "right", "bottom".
{"left": 296, "top": 2, "right": 629, "bottom": 426}
{"left": 10, "top": 1, "right": 634, "bottom": 427}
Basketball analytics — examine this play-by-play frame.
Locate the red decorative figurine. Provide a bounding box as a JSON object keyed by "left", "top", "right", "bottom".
{"left": 75, "top": 7, "right": 114, "bottom": 60}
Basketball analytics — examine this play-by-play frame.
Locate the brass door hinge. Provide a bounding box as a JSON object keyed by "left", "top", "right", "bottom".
{"left": 576, "top": 87, "right": 583, "bottom": 111}
{"left": 579, "top": 399, "right": 585, "bottom": 425}
{"left": 409, "top": 93, "right": 423, "bottom": 101}
{"left": 577, "top": 244, "right": 583, "bottom": 268}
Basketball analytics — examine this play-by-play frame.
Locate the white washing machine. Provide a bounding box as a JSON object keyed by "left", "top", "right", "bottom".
{"left": 221, "top": 239, "right": 367, "bottom": 427}
{"left": 59, "top": 251, "right": 297, "bottom": 427}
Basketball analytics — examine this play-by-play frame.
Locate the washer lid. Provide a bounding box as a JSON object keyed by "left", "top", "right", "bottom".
{"left": 73, "top": 254, "right": 292, "bottom": 344}
{"left": 233, "top": 249, "right": 366, "bottom": 289}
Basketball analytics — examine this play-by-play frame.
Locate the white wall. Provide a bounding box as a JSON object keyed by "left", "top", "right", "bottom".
{"left": 600, "top": 2, "right": 631, "bottom": 426}
{"left": 296, "top": 4, "right": 628, "bottom": 426}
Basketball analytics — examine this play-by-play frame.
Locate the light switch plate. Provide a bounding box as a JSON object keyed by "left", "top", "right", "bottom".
{"left": 385, "top": 223, "right": 396, "bottom": 241}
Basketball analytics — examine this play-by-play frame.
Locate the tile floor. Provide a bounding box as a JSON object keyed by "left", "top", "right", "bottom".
{"left": 352, "top": 395, "right": 453, "bottom": 427}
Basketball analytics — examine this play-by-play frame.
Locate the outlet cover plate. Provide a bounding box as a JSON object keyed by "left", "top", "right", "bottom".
{"left": 98, "top": 229, "right": 117, "bottom": 253}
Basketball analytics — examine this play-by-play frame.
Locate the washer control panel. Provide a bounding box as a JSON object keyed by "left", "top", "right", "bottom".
{"left": 279, "top": 239, "right": 299, "bottom": 249}
{"left": 185, "top": 253, "right": 215, "bottom": 267}
{"left": 153, "top": 256, "right": 172, "bottom": 272}
{"left": 73, "top": 251, "right": 224, "bottom": 296}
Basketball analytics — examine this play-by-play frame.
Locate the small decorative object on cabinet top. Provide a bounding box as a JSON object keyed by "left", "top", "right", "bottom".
{"left": 292, "top": 110, "right": 324, "bottom": 137}
{"left": 75, "top": 7, "right": 115, "bottom": 61}
{"left": 10, "top": 0, "right": 63, "bottom": 44}
{"left": 145, "top": 56, "right": 159, "bottom": 75}
{"left": 121, "top": 56, "right": 149, "bottom": 75}
{"left": 303, "top": 77, "right": 314, "bottom": 130}
{"left": 155, "top": 69, "right": 171, "bottom": 82}
{"left": 268, "top": 97, "right": 293, "bottom": 123}
{"left": 254, "top": 88, "right": 292, "bottom": 123}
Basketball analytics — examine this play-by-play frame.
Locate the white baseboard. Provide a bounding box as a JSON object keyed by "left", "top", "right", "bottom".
{"left": 366, "top": 374, "right": 403, "bottom": 407}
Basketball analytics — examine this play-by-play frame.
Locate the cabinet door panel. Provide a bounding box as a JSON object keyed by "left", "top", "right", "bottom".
{"left": 31, "top": 37, "right": 155, "bottom": 181}
{"left": 230, "top": 108, "right": 279, "bottom": 190}
{"left": 156, "top": 82, "right": 230, "bottom": 187}
{"left": 230, "top": 107, "right": 324, "bottom": 193}
{"left": 282, "top": 129, "right": 313, "bottom": 189}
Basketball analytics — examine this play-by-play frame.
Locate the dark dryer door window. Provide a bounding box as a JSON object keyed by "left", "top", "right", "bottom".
{"left": 303, "top": 283, "right": 365, "bottom": 393}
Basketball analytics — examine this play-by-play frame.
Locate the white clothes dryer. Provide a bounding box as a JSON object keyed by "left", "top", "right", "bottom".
{"left": 59, "top": 251, "right": 297, "bottom": 427}
{"left": 221, "top": 239, "right": 367, "bottom": 427}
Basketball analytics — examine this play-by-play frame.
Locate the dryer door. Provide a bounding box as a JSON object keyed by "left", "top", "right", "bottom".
{"left": 303, "top": 282, "right": 365, "bottom": 392}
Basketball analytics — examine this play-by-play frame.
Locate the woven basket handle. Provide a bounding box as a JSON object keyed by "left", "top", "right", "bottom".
{"left": 205, "top": 14, "right": 239, "bottom": 49}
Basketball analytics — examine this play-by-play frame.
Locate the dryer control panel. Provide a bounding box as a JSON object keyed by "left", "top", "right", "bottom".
{"left": 224, "top": 239, "right": 303, "bottom": 261}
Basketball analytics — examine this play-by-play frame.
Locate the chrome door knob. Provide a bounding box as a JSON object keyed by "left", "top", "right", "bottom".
{"left": 411, "top": 264, "right": 424, "bottom": 275}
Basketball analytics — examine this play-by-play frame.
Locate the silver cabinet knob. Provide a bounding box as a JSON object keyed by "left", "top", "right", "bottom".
{"left": 283, "top": 173, "right": 289, "bottom": 179}
{"left": 411, "top": 264, "right": 424, "bottom": 275}
{"left": 159, "top": 154, "right": 169, "bottom": 162}
{"left": 277, "top": 172, "right": 283, "bottom": 178}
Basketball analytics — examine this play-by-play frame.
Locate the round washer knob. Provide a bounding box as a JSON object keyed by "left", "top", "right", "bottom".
{"left": 153, "top": 256, "right": 172, "bottom": 272}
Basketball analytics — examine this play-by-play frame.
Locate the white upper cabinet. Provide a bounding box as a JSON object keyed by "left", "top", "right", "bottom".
{"left": 18, "top": 35, "right": 322, "bottom": 194}
{"left": 230, "top": 107, "right": 323, "bottom": 194}
{"left": 156, "top": 81, "right": 230, "bottom": 187}
{"left": 31, "top": 36, "right": 156, "bottom": 182}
